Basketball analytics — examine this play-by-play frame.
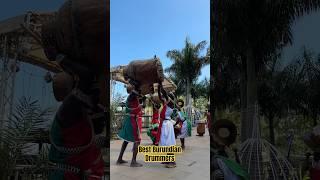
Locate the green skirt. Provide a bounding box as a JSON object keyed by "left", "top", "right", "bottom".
{"left": 118, "top": 114, "right": 142, "bottom": 142}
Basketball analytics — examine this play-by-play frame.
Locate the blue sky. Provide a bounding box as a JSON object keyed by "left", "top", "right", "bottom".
{"left": 0, "top": 1, "right": 64, "bottom": 112}
{"left": 110, "top": 0, "right": 210, "bottom": 96}
{"left": 281, "top": 11, "right": 320, "bottom": 67}
{"left": 2, "top": 0, "right": 320, "bottom": 101}
{"left": 0, "top": 0, "right": 63, "bottom": 20}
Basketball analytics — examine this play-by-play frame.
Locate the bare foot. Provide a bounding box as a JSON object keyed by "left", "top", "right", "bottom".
{"left": 116, "top": 159, "right": 128, "bottom": 165}
{"left": 130, "top": 162, "right": 143, "bottom": 167}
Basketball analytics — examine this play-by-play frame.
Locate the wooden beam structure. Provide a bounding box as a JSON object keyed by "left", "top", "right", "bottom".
{"left": 0, "top": 11, "right": 61, "bottom": 73}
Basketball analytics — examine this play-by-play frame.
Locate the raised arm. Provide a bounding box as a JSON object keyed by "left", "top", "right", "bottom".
{"left": 158, "top": 83, "right": 168, "bottom": 104}
{"left": 157, "top": 83, "right": 162, "bottom": 100}
{"left": 161, "top": 86, "right": 169, "bottom": 101}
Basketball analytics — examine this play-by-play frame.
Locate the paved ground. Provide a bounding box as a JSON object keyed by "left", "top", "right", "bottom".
{"left": 110, "top": 128, "right": 210, "bottom": 180}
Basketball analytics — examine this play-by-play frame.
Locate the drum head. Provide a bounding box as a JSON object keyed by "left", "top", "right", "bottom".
{"left": 212, "top": 119, "right": 237, "bottom": 146}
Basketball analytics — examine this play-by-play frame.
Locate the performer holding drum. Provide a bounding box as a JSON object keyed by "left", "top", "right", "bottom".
{"left": 147, "top": 101, "right": 161, "bottom": 145}
{"left": 156, "top": 84, "right": 177, "bottom": 168}
{"left": 116, "top": 58, "right": 165, "bottom": 167}
{"left": 116, "top": 82, "right": 144, "bottom": 167}
{"left": 41, "top": 0, "right": 108, "bottom": 179}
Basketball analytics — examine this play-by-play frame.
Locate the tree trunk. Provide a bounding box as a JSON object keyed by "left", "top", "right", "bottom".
{"left": 186, "top": 79, "right": 192, "bottom": 121}
{"left": 268, "top": 115, "right": 275, "bottom": 145}
{"left": 240, "top": 55, "right": 247, "bottom": 142}
{"left": 216, "top": 107, "right": 224, "bottom": 120}
{"left": 246, "top": 48, "right": 258, "bottom": 138}
{"left": 186, "top": 79, "right": 190, "bottom": 106}
{"left": 245, "top": 48, "right": 261, "bottom": 180}
{"left": 313, "top": 113, "right": 318, "bottom": 127}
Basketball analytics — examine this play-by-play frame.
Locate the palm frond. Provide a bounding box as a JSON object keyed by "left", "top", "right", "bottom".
{"left": 0, "top": 96, "right": 54, "bottom": 178}
{"left": 194, "top": 40, "right": 207, "bottom": 55}
{"left": 166, "top": 50, "right": 182, "bottom": 62}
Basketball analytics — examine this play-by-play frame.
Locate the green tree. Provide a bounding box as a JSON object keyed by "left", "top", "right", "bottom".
{"left": 165, "top": 37, "right": 209, "bottom": 116}
{"left": 170, "top": 75, "right": 185, "bottom": 98}
{"left": 287, "top": 48, "right": 320, "bottom": 126}
{"left": 110, "top": 93, "right": 125, "bottom": 137}
{"left": 0, "top": 97, "right": 53, "bottom": 179}
{"left": 213, "top": 1, "right": 320, "bottom": 178}
{"left": 191, "top": 78, "right": 210, "bottom": 101}
{"left": 213, "top": 0, "right": 320, "bottom": 141}
{"left": 258, "top": 52, "right": 289, "bottom": 145}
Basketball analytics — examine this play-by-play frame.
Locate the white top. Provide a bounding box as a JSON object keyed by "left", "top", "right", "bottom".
{"left": 160, "top": 106, "right": 176, "bottom": 146}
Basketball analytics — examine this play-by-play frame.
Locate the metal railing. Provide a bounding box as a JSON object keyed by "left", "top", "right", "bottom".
{"left": 111, "top": 113, "right": 152, "bottom": 136}
{"left": 111, "top": 111, "right": 202, "bottom": 135}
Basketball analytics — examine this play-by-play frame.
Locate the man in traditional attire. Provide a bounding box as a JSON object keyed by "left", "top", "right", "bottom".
{"left": 156, "top": 84, "right": 177, "bottom": 168}
{"left": 211, "top": 119, "right": 249, "bottom": 180}
{"left": 147, "top": 102, "right": 161, "bottom": 145}
{"left": 41, "top": 0, "right": 108, "bottom": 178}
{"left": 49, "top": 69, "right": 106, "bottom": 180}
{"left": 116, "top": 83, "right": 143, "bottom": 167}
{"left": 175, "top": 99, "right": 191, "bottom": 150}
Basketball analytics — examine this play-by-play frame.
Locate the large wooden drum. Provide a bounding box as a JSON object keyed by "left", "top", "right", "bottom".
{"left": 197, "top": 121, "right": 206, "bottom": 136}
{"left": 124, "top": 58, "right": 164, "bottom": 87}
{"left": 174, "top": 123, "right": 182, "bottom": 138}
{"left": 42, "top": 0, "right": 108, "bottom": 75}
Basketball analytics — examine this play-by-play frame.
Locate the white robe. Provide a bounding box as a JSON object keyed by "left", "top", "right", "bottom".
{"left": 159, "top": 119, "right": 176, "bottom": 146}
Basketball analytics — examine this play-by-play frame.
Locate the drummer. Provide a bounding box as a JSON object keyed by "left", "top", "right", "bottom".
{"left": 42, "top": 0, "right": 107, "bottom": 178}
{"left": 147, "top": 85, "right": 161, "bottom": 145}
{"left": 147, "top": 102, "right": 161, "bottom": 145}
{"left": 156, "top": 84, "right": 177, "bottom": 168}
{"left": 117, "top": 81, "right": 143, "bottom": 167}
{"left": 175, "top": 99, "right": 190, "bottom": 150}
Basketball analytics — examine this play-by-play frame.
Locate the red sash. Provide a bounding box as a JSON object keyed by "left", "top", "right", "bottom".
{"left": 61, "top": 118, "right": 104, "bottom": 179}
{"left": 151, "top": 108, "right": 159, "bottom": 124}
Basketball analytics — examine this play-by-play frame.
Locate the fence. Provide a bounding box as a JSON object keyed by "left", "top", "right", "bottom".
{"left": 111, "top": 113, "right": 152, "bottom": 136}
{"left": 111, "top": 111, "right": 204, "bottom": 137}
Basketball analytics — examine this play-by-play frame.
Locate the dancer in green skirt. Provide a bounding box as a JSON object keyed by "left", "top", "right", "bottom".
{"left": 117, "top": 83, "right": 143, "bottom": 167}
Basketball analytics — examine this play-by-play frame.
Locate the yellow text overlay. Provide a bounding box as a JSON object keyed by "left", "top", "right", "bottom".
{"left": 138, "top": 145, "right": 182, "bottom": 162}
{"left": 138, "top": 145, "right": 182, "bottom": 154}
{"left": 144, "top": 154, "right": 175, "bottom": 162}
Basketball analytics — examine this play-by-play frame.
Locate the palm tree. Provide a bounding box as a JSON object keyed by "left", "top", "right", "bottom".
{"left": 287, "top": 48, "right": 320, "bottom": 126}
{"left": 213, "top": 1, "right": 320, "bottom": 178}
{"left": 0, "top": 97, "right": 53, "bottom": 179}
{"left": 213, "top": 0, "right": 320, "bottom": 141}
{"left": 258, "top": 53, "right": 288, "bottom": 145}
{"left": 169, "top": 75, "right": 186, "bottom": 98}
{"left": 165, "top": 37, "right": 209, "bottom": 115}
